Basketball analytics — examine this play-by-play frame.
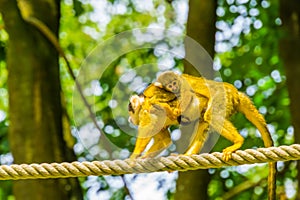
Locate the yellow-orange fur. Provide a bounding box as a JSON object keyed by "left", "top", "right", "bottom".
{"left": 155, "top": 71, "right": 201, "bottom": 123}
{"left": 128, "top": 73, "right": 276, "bottom": 199}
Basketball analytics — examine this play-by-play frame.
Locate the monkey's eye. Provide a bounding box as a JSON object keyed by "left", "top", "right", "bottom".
{"left": 172, "top": 81, "right": 177, "bottom": 86}
{"left": 167, "top": 84, "right": 172, "bottom": 89}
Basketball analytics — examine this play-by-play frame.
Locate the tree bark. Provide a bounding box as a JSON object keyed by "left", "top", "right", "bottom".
{"left": 279, "top": 0, "right": 300, "bottom": 198}
{"left": 183, "top": 0, "right": 216, "bottom": 77}
{"left": 175, "top": 1, "right": 216, "bottom": 200}
{"left": 0, "top": 0, "right": 82, "bottom": 199}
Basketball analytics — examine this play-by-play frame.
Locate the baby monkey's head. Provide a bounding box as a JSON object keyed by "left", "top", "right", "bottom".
{"left": 155, "top": 71, "right": 181, "bottom": 94}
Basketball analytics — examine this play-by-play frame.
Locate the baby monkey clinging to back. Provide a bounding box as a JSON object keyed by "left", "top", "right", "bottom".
{"left": 154, "top": 71, "right": 201, "bottom": 124}
{"left": 129, "top": 71, "right": 276, "bottom": 199}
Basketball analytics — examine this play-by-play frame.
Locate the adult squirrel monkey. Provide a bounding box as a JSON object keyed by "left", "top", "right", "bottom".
{"left": 128, "top": 84, "right": 180, "bottom": 158}
{"left": 128, "top": 72, "right": 276, "bottom": 199}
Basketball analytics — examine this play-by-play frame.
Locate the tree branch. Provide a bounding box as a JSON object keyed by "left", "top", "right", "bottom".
{"left": 222, "top": 179, "right": 266, "bottom": 200}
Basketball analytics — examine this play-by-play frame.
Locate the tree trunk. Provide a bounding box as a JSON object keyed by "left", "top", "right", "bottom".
{"left": 175, "top": 1, "right": 216, "bottom": 200}
{"left": 183, "top": 0, "right": 216, "bottom": 78}
{"left": 279, "top": 0, "right": 300, "bottom": 198}
{"left": 0, "top": 0, "right": 83, "bottom": 199}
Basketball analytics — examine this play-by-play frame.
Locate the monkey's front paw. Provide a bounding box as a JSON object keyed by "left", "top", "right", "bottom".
{"left": 129, "top": 153, "right": 140, "bottom": 159}
{"left": 173, "top": 108, "right": 180, "bottom": 116}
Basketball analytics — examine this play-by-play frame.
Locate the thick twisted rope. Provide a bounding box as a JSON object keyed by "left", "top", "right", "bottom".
{"left": 0, "top": 144, "right": 300, "bottom": 180}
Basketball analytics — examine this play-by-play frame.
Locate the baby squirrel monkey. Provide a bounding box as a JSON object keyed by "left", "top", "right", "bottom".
{"left": 129, "top": 72, "right": 276, "bottom": 199}
{"left": 154, "top": 71, "right": 200, "bottom": 124}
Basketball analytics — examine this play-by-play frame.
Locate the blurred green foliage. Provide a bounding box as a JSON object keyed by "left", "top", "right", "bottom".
{"left": 0, "top": 14, "right": 12, "bottom": 200}
{"left": 0, "top": 0, "right": 296, "bottom": 199}
{"left": 210, "top": 0, "right": 293, "bottom": 199}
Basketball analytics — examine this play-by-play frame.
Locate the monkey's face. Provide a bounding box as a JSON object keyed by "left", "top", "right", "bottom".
{"left": 164, "top": 79, "right": 180, "bottom": 94}
{"left": 156, "top": 71, "right": 181, "bottom": 94}
{"left": 128, "top": 95, "right": 144, "bottom": 125}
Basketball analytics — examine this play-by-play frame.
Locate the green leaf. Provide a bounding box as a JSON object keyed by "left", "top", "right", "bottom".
{"left": 73, "top": 0, "right": 84, "bottom": 17}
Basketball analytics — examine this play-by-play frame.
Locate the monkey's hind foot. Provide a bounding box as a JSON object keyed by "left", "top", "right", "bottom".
{"left": 222, "top": 149, "right": 234, "bottom": 161}
{"left": 222, "top": 143, "right": 242, "bottom": 161}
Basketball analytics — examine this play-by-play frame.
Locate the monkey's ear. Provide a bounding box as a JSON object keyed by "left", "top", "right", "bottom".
{"left": 154, "top": 82, "right": 163, "bottom": 88}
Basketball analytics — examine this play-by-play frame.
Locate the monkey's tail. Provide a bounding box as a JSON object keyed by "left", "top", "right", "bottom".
{"left": 237, "top": 91, "right": 276, "bottom": 200}
{"left": 237, "top": 92, "right": 273, "bottom": 147}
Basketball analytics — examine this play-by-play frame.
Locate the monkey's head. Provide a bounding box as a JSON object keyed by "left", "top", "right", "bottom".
{"left": 128, "top": 94, "right": 144, "bottom": 125}
{"left": 154, "top": 71, "right": 181, "bottom": 94}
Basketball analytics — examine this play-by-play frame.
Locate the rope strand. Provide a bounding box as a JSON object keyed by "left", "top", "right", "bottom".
{"left": 0, "top": 144, "right": 299, "bottom": 180}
